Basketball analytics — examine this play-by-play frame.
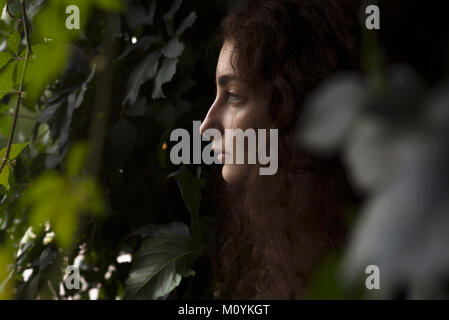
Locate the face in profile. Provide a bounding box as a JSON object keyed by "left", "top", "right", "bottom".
{"left": 200, "top": 41, "right": 267, "bottom": 184}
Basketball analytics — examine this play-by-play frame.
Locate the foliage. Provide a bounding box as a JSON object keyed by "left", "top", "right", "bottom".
{"left": 298, "top": 31, "right": 449, "bottom": 299}
{"left": 0, "top": 0, "right": 225, "bottom": 300}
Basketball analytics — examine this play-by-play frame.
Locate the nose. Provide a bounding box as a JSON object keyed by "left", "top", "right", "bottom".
{"left": 200, "top": 97, "right": 222, "bottom": 136}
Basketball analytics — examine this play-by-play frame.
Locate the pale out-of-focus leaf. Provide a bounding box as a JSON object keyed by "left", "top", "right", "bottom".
{"left": 152, "top": 58, "right": 178, "bottom": 99}
{"left": 343, "top": 118, "right": 427, "bottom": 192}
{"left": 161, "top": 38, "right": 185, "bottom": 59}
{"left": 341, "top": 142, "right": 449, "bottom": 299}
{"left": 175, "top": 11, "right": 197, "bottom": 37}
{"left": 297, "top": 73, "right": 366, "bottom": 154}
{"left": 163, "top": 0, "right": 183, "bottom": 36}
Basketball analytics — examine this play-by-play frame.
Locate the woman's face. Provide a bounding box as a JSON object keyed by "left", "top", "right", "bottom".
{"left": 200, "top": 41, "right": 264, "bottom": 184}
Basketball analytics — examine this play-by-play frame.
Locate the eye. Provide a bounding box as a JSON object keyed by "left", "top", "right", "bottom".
{"left": 226, "top": 91, "right": 241, "bottom": 104}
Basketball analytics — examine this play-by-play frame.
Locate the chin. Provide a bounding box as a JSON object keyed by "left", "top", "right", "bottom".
{"left": 222, "top": 164, "right": 251, "bottom": 185}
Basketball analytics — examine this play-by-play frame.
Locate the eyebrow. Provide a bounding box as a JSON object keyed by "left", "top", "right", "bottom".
{"left": 216, "top": 74, "right": 241, "bottom": 88}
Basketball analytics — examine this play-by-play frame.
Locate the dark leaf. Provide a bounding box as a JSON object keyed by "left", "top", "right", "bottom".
{"left": 152, "top": 58, "right": 178, "bottom": 99}
{"left": 124, "top": 222, "right": 195, "bottom": 300}
{"left": 175, "top": 11, "right": 197, "bottom": 37}
{"left": 123, "top": 50, "right": 161, "bottom": 106}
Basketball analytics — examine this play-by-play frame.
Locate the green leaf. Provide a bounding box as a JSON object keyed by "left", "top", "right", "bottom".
{"left": 25, "top": 43, "right": 68, "bottom": 105}
{"left": 66, "top": 143, "right": 89, "bottom": 178}
{"left": 16, "top": 44, "right": 53, "bottom": 85}
{"left": 7, "top": 32, "right": 21, "bottom": 55}
{"left": 0, "top": 105, "right": 12, "bottom": 137}
{"left": 94, "top": 0, "right": 124, "bottom": 11}
{"left": 0, "top": 164, "right": 9, "bottom": 189}
{"left": 0, "top": 0, "right": 7, "bottom": 14}
{"left": 152, "top": 58, "right": 178, "bottom": 99}
{"left": 0, "top": 142, "right": 30, "bottom": 160}
{"left": 23, "top": 171, "right": 104, "bottom": 250}
{"left": 124, "top": 222, "right": 195, "bottom": 300}
{"left": 0, "top": 52, "right": 13, "bottom": 70}
{"left": 0, "top": 61, "right": 16, "bottom": 99}
{"left": 304, "top": 253, "right": 345, "bottom": 299}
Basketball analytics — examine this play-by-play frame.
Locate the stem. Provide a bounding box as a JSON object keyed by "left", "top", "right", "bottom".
{"left": 0, "top": 0, "right": 31, "bottom": 175}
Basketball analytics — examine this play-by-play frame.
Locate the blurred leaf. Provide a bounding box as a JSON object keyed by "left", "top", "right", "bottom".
{"left": 0, "top": 61, "right": 16, "bottom": 99}
{"left": 0, "top": 0, "right": 7, "bottom": 13}
{"left": 94, "top": 0, "right": 124, "bottom": 11}
{"left": 305, "top": 253, "right": 345, "bottom": 299}
{"left": 125, "top": 97, "right": 148, "bottom": 118}
{"left": 0, "top": 105, "right": 12, "bottom": 137}
{"left": 163, "top": 0, "right": 183, "bottom": 37}
{"left": 124, "top": 222, "right": 195, "bottom": 300}
{"left": 65, "top": 142, "right": 89, "bottom": 178}
{"left": 0, "top": 164, "right": 9, "bottom": 189}
{"left": 175, "top": 11, "right": 197, "bottom": 37}
{"left": 125, "top": 1, "right": 156, "bottom": 29}
{"left": 7, "top": 32, "right": 20, "bottom": 56}
{"left": 162, "top": 39, "right": 185, "bottom": 59}
{"left": 117, "top": 35, "right": 161, "bottom": 60}
{"left": 0, "top": 243, "right": 14, "bottom": 300}
{"left": 152, "top": 58, "right": 178, "bottom": 99}
{"left": 24, "top": 43, "right": 68, "bottom": 105}
{"left": 23, "top": 170, "right": 104, "bottom": 250}
{"left": 297, "top": 73, "right": 366, "bottom": 154}
{"left": 0, "top": 52, "right": 13, "bottom": 70}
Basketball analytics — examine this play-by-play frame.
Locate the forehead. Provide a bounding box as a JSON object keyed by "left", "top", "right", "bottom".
{"left": 216, "top": 41, "right": 236, "bottom": 77}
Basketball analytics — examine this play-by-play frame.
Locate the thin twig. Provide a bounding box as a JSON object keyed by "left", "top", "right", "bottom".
{"left": 0, "top": 0, "right": 31, "bottom": 175}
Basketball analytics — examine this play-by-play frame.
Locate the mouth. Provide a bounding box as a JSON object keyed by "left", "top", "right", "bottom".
{"left": 213, "top": 148, "right": 228, "bottom": 163}
{"left": 217, "top": 152, "right": 226, "bottom": 163}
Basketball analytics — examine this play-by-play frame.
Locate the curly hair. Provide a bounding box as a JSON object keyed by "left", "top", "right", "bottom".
{"left": 209, "top": 0, "right": 362, "bottom": 299}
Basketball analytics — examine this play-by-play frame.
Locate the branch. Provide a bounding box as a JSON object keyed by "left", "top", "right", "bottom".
{"left": 0, "top": 0, "right": 31, "bottom": 176}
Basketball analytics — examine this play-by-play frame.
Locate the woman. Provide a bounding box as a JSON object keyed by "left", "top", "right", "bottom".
{"left": 200, "top": 0, "right": 361, "bottom": 299}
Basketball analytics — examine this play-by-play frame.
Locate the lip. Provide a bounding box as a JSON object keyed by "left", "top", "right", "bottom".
{"left": 213, "top": 149, "right": 228, "bottom": 163}
{"left": 218, "top": 152, "right": 226, "bottom": 163}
